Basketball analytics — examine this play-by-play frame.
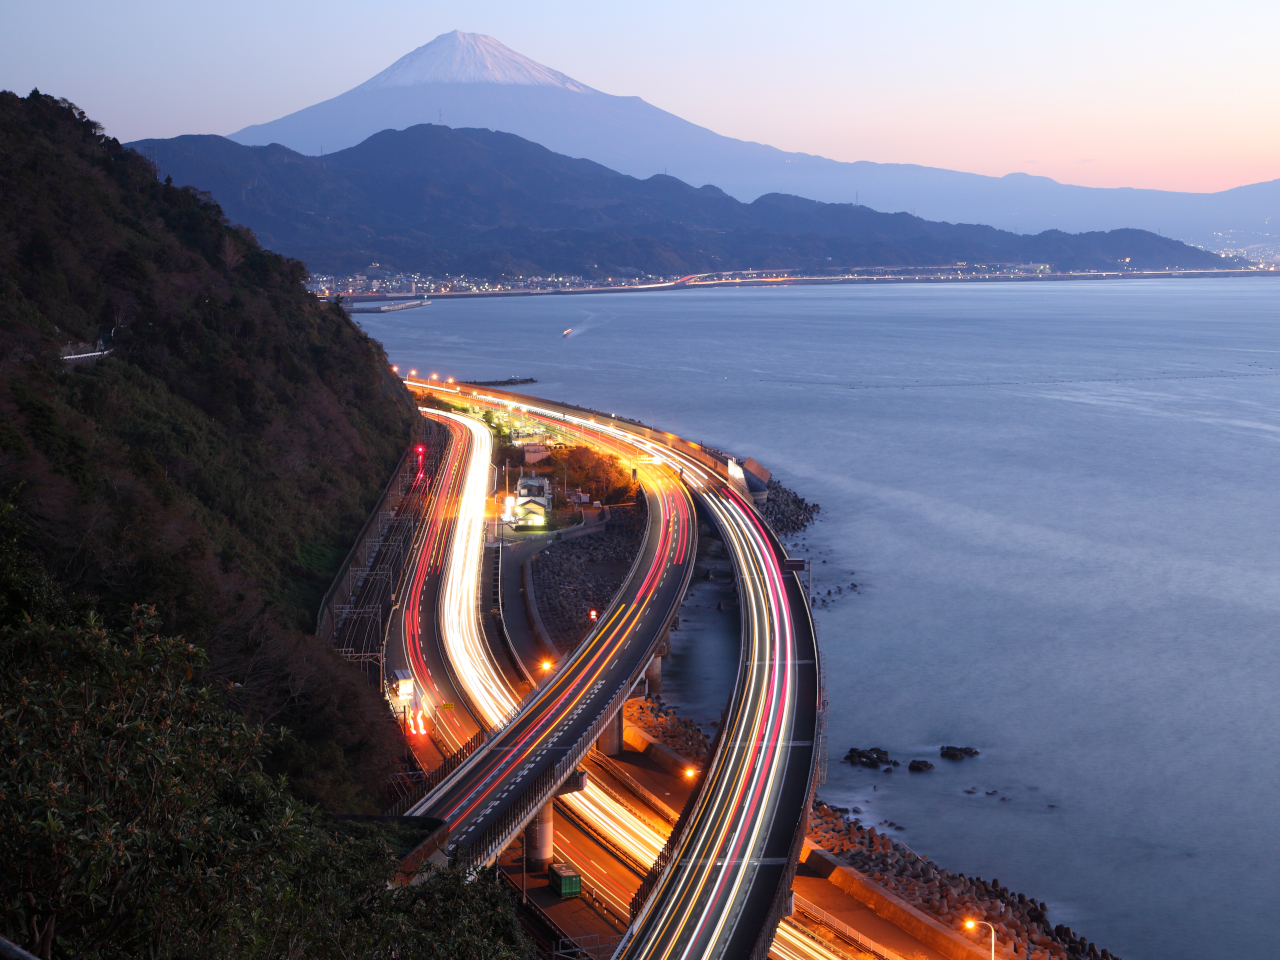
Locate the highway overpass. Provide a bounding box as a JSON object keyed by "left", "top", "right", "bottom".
{"left": 401, "top": 380, "right": 823, "bottom": 960}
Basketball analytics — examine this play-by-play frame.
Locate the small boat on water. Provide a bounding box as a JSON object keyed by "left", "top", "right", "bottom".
{"left": 563, "top": 328, "right": 572, "bottom": 337}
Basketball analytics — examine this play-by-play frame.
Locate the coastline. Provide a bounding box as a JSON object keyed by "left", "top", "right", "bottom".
{"left": 365, "top": 280, "right": 1280, "bottom": 960}
{"left": 330, "top": 266, "right": 1278, "bottom": 304}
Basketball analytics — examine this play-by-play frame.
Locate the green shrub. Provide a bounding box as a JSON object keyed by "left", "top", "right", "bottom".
{"left": 0, "top": 607, "right": 531, "bottom": 960}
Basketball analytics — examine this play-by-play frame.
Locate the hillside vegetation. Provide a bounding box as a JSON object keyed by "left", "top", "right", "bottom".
{"left": 129, "top": 123, "right": 1239, "bottom": 278}
{"left": 0, "top": 90, "right": 419, "bottom": 810}
{"left": 0, "top": 504, "right": 529, "bottom": 960}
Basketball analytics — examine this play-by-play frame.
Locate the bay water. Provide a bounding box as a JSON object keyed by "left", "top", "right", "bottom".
{"left": 361, "top": 279, "right": 1280, "bottom": 960}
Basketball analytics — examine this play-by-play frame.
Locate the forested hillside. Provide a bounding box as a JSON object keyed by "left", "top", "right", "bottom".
{"left": 0, "top": 90, "right": 418, "bottom": 809}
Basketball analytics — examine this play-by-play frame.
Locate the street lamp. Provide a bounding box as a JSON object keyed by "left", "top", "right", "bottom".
{"left": 964, "top": 920, "right": 996, "bottom": 960}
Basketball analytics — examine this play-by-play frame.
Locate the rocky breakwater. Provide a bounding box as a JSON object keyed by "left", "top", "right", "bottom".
{"left": 530, "top": 496, "right": 647, "bottom": 653}
{"left": 806, "top": 801, "right": 1123, "bottom": 960}
{"left": 761, "top": 479, "right": 820, "bottom": 536}
{"left": 625, "top": 697, "right": 711, "bottom": 763}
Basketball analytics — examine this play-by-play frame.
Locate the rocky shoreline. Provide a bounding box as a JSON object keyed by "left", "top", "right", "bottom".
{"left": 625, "top": 696, "right": 712, "bottom": 762}
{"left": 538, "top": 470, "right": 1117, "bottom": 960}
{"left": 807, "top": 800, "right": 1121, "bottom": 960}
{"left": 761, "top": 479, "right": 820, "bottom": 536}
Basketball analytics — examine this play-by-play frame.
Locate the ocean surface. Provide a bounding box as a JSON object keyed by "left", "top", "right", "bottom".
{"left": 362, "top": 278, "right": 1280, "bottom": 960}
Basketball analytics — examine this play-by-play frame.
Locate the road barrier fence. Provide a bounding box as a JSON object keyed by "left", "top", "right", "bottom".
{"left": 791, "top": 896, "right": 906, "bottom": 960}
{"left": 384, "top": 728, "right": 486, "bottom": 817}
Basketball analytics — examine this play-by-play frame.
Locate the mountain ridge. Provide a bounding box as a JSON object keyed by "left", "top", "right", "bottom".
{"left": 132, "top": 123, "right": 1235, "bottom": 280}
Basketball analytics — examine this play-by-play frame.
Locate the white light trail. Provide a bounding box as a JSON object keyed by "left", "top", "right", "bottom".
{"left": 429, "top": 405, "right": 675, "bottom": 870}
{"left": 769, "top": 919, "right": 847, "bottom": 960}
{"left": 433, "top": 410, "right": 520, "bottom": 726}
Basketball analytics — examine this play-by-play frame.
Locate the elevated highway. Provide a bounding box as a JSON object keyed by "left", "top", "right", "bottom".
{"left": 403, "top": 380, "right": 821, "bottom": 960}
{"left": 619, "top": 482, "right": 820, "bottom": 960}
{"left": 405, "top": 401, "right": 696, "bottom": 875}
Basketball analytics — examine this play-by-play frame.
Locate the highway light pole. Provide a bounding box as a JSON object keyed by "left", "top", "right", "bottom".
{"left": 965, "top": 920, "right": 996, "bottom": 960}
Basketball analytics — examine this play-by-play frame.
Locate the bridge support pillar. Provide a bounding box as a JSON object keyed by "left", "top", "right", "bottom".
{"left": 598, "top": 708, "right": 624, "bottom": 756}
{"left": 645, "top": 654, "right": 663, "bottom": 694}
{"left": 525, "top": 802, "right": 554, "bottom": 872}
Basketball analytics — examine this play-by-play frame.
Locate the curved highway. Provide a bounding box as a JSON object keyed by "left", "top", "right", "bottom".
{"left": 402, "top": 382, "right": 818, "bottom": 960}
{"left": 386, "top": 415, "right": 482, "bottom": 753}
{"left": 406, "top": 403, "right": 696, "bottom": 877}
{"left": 618, "top": 481, "right": 818, "bottom": 960}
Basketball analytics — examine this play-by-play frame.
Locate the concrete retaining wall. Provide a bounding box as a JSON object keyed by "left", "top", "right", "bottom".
{"left": 799, "top": 842, "right": 990, "bottom": 960}
{"left": 623, "top": 723, "right": 695, "bottom": 777}
{"left": 522, "top": 558, "right": 555, "bottom": 655}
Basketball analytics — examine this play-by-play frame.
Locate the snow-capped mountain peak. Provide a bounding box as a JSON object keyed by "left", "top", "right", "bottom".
{"left": 357, "top": 30, "right": 593, "bottom": 91}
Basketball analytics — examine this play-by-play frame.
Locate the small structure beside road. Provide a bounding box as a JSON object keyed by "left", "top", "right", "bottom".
{"left": 516, "top": 475, "right": 551, "bottom": 524}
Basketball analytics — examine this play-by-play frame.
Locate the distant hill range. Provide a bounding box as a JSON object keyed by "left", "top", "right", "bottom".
{"left": 130, "top": 123, "right": 1235, "bottom": 280}
{"left": 222, "top": 31, "right": 1280, "bottom": 252}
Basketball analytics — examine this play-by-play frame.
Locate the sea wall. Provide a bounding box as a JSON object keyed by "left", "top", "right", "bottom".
{"left": 622, "top": 720, "right": 696, "bottom": 777}
{"left": 801, "top": 842, "right": 989, "bottom": 960}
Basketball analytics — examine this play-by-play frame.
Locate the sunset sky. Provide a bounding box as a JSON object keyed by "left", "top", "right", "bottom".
{"left": 5, "top": 0, "right": 1277, "bottom": 194}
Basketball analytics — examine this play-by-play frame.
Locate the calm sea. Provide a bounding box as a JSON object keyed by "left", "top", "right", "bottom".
{"left": 362, "top": 278, "right": 1280, "bottom": 960}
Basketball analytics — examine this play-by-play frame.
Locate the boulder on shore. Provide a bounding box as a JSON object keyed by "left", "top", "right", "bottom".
{"left": 908, "top": 760, "right": 934, "bottom": 772}
{"left": 844, "top": 746, "right": 891, "bottom": 769}
{"left": 940, "top": 745, "right": 980, "bottom": 761}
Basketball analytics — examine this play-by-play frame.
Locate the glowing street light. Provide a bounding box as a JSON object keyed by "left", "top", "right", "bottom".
{"left": 391, "top": 365, "right": 399, "bottom": 373}
{"left": 431, "top": 373, "right": 438, "bottom": 380}
{"left": 541, "top": 660, "right": 553, "bottom": 671}
{"left": 589, "top": 609, "right": 598, "bottom": 623}
{"left": 409, "top": 369, "right": 417, "bottom": 377}
{"left": 965, "top": 920, "right": 997, "bottom": 960}
{"left": 684, "top": 767, "right": 697, "bottom": 779}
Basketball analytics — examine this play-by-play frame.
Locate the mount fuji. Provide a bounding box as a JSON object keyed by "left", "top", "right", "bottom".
{"left": 227, "top": 31, "right": 1280, "bottom": 249}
